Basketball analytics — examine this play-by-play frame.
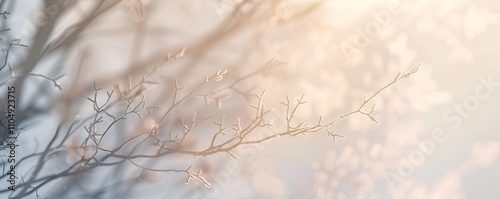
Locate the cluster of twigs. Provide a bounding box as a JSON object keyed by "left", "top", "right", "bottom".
{"left": 0, "top": 1, "right": 423, "bottom": 198}
{"left": 1, "top": 40, "right": 420, "bottom": 198}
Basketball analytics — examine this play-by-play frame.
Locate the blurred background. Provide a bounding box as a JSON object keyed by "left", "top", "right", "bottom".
{"left": 2, "top": 0, "right": 500, "bottom": 198}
